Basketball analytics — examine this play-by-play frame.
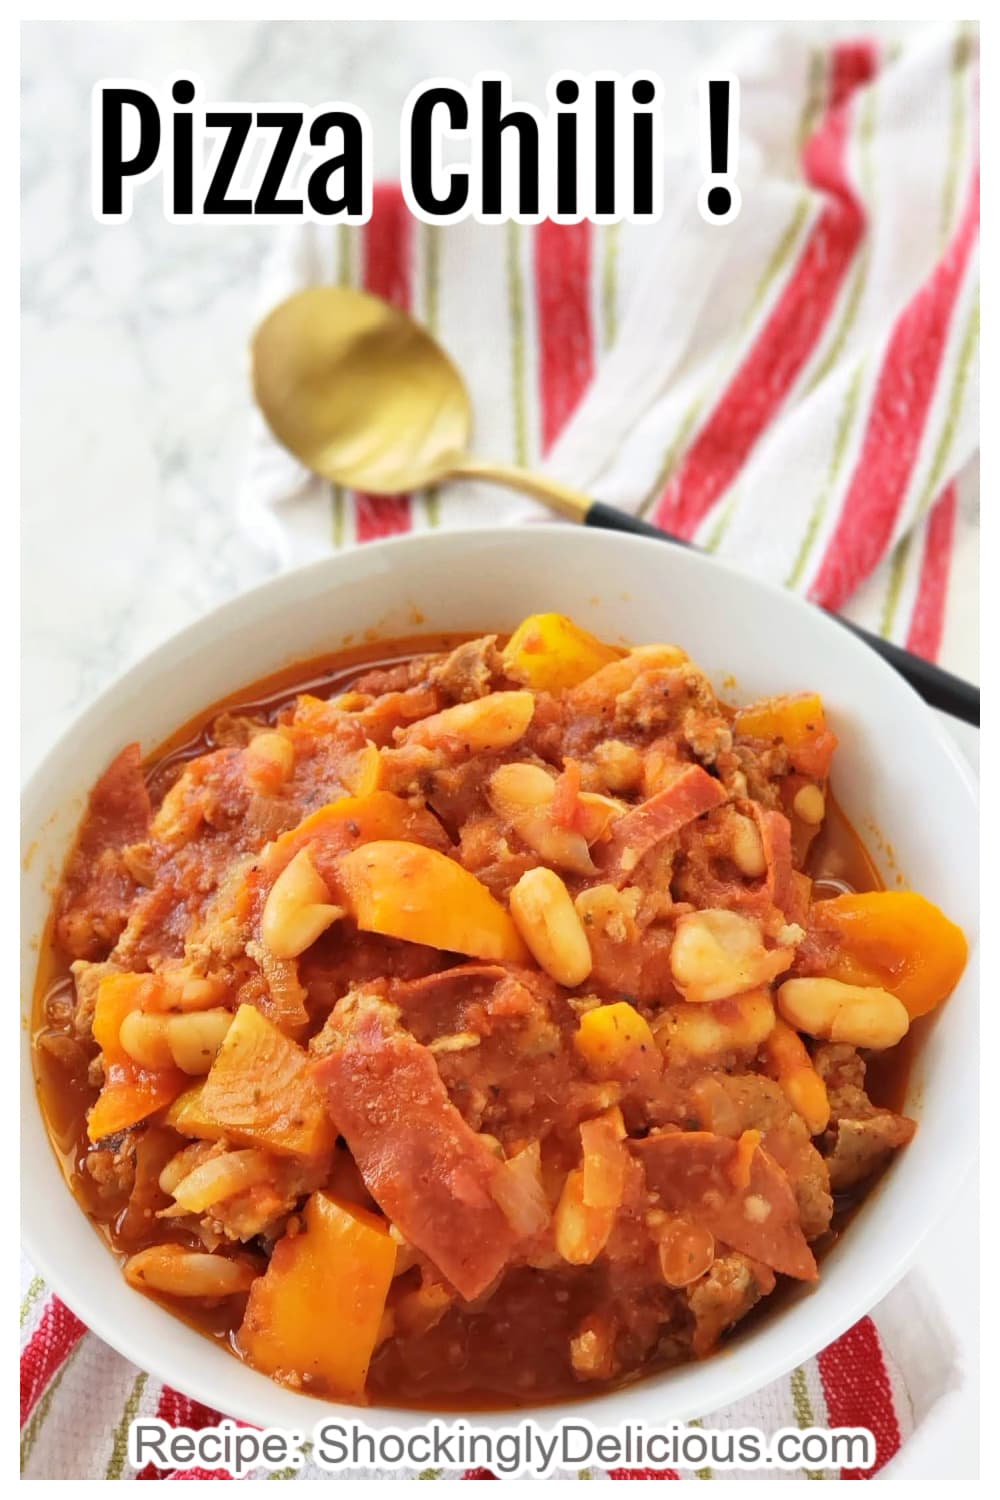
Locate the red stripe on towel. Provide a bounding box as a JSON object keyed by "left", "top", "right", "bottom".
{"left": 809, "top": 164, "right": 978, "bottom": 609}
{"left": 817, "top": 1316, "right": 901, "bottom": 1478}
{"left": 905, "top": 482, "right": 958, "bottom": 662}
{"left": 165, "top": 1467, "right": 235, "bottom": 1481}
{"left": 357, "top": 183, "right": 414, "bottom": 540}
{"left": 137, "top": 1387, "right": 227, "bottom": 1479}
{"left": 609, "top": 1468, "right": 682, "bottom": 1480}
{"left": 652, "top": 40, "right": 877, "bottom": 538}
{"left": 535, "top": 220, "right": 595, "bottom": 450}
{"left": 20, "top": 1296, "right": 87, "bottom": 1426}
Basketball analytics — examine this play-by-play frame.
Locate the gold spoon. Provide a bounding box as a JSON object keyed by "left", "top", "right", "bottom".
{"left": 250, "top": 285, "right": 978, "bottom": 725}
{"left": 251, "top": 285, "right": 603, "bottom": 524}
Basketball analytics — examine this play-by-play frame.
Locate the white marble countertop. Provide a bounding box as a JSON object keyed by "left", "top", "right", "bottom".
{"left": 21, "top": 18, "right": 974, "bottom": 1480}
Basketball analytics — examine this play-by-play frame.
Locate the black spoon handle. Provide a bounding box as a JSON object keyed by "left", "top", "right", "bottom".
{"left": 586, "top": 502, "right": 979, "bottom": 728}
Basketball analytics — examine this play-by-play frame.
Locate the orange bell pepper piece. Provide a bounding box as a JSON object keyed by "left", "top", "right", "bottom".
{"left": 336, "top": 840, "right": 528, "bottom": 962}
{"left": 238, "top": 1191, "right": 396, "bottom": 1399}
{"left": 734, "top": 693, "right": 837, "bottom": 778}
{"left": 88, "top": 974, "right": 187, "bottom": 1141}
{"left": 261, "top": 791, "right": 447, "bottom": 883}
{"left": 810, "top": 890, "right": 968, "bottom": 1019}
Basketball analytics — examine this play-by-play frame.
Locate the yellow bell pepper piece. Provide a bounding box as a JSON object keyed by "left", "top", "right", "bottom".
{"left": 163, "top": 1084, "right": 227, "bottom": 1140}
{"left": 501, "top": 613, "right": 621, "bottom": 692}
{"left": 336, "top": 840, "right": 528, "bottom": 963}
{"left": 167, "top": 1004, "right": 334, "bottom": 1160}
{"left": 734, "top": 693, "right": 827, "bottom": 749}
{"left": 341, "top": 742, "right": 382, "bottom": 798}
{"left": 239, "top": 1191, "right": 396, "bottom": 1399}
{"left": 574, "top": 1001, "right": 659, "bottom": 1080}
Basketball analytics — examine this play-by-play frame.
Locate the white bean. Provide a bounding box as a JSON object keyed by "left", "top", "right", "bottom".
{"left": 245, "top": 730, "right": 295, "bottom": 788}
{"left": 166, "top": 1009, "right": 234, "bottom": 1075}
{"left": 509, "top": 867, "right": 593, "bottom": 987}
{"left": 777, "top": 977, "right": 909, "bottom": 1050}
{"left": 792, "top": 784, "right": 826, "bottom": 825}
{"left": 670, "top": 909, "right": 792, "bottom": 1003}
{"left": 119, "top": 1007, "right": 233, "bottom": 1075}
{"left": 124, "top": 1245, "right": 257, "bottom": 1298}
{"left": 261, "top": 846, "right": 344, "bottom": 959}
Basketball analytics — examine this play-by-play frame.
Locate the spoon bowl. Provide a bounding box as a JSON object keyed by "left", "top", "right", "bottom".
{"left": 252, "top": 286, "right": 472, "bottom": 492}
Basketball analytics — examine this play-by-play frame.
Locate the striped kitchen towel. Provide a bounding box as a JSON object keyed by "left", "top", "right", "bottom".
{"left": 24, "top": 1251, "right": 945, "bottom": 1481}
{"left": 244, "top": 22, "right": 979, "bottom": 681}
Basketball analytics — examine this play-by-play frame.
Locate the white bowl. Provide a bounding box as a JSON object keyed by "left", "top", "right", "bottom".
{"left": 21, "top": 525, "right": 978, "bottom": 1433}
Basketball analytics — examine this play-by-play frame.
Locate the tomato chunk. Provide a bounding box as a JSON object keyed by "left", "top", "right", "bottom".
{"left": 55, "top": 744, "right": 153, "bottom": 961}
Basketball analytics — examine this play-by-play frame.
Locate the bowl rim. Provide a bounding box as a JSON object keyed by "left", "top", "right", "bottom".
{"left": 20, "top": 523, "right": 979, "bottom": 1436}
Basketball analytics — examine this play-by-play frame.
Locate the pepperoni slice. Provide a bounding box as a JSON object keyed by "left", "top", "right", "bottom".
{"left": 632, "top": 1129, "right": 817, "bottom": 1281}
{"left": 312, "top": 993, "right": 519, "bottom": 1300}
{"left": 596, "top": 765, "right": 728, "bottom": 886}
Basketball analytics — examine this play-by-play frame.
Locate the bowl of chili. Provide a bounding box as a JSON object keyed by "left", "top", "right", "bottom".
{"left": 21, "top": 525, "right": 978, "bottom": 1434}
